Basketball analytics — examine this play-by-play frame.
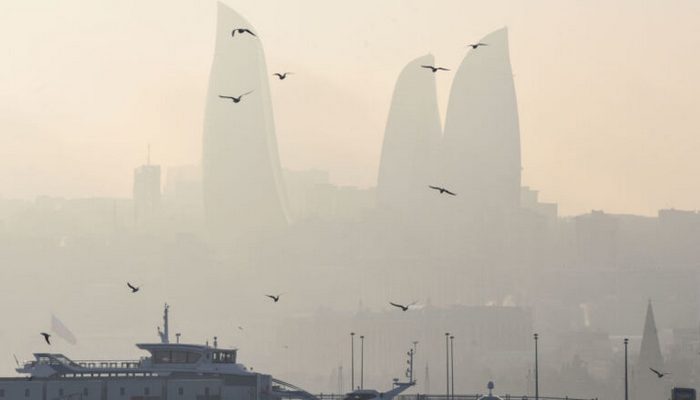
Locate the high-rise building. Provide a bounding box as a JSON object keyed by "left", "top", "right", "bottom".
{"left": 202, "top": 3, "right": 288, "bottom": 243}
{"left": 439, "top": 28, "right": 521, "bottom": 215}
{"left": 133, "top": 162, "right": 161, "bottom": 224}
{"left": 377, "top": 54, "right": 442, "bottom": 211}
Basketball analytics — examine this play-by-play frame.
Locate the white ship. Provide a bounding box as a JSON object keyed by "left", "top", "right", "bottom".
{"left": 0, "top": 304, "right": 317, "bottom": 400}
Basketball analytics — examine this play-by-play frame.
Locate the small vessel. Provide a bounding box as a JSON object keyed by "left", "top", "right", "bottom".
{"left": 1, "top": 304, "right": 315, "bottom": 400}
{"left": 342, "top": 348, "right": 416, "bottom": 400}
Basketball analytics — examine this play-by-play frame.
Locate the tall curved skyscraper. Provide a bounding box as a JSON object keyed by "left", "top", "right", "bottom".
{"left": 202, "top": 3, "right": 288, "bottom": 243}
{"left": 440, "top": 28, "right": 521, "bottom": 214}
{"left": 377, "top": 54, "right": 442, "bottom": 211}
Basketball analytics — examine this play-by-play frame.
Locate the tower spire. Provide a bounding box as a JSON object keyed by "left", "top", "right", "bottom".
{"left": 638, "top": 299, "right": 663, "bottom": 368}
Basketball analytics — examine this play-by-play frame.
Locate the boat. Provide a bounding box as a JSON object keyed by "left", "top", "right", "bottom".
{"left": 0, "top": 304, "right": 316, "bottom": 400}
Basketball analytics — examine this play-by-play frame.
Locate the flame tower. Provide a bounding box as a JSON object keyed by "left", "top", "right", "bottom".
{"left": 440, "top": 28, "right": 521, "bottom": 215}
{"left": 202, "top": 3, "right": 288, "bottom": 243}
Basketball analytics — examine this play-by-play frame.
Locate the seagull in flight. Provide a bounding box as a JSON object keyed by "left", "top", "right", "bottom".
{"left": 219, "top": 91, "right": 254, "bottom": 104}
{"left": 649, "top": 367, "right": 670, "bottom": 378}
{"left": 273, "top": 72, "right": 293, "bottom": 80}
{"left": 40, "top": 332, "right": 51, "bottom": 345}
{"left": 127, "top": 282, "right": 140, "bottom": 293}
{"left": 467, "top": 42, "right": 488, "bottom": 49}
{"left": 266, "top": 294, "right": 281, "bottom": 303}
{"left": 421, "top": 65, "right": 450, "bottom": 73}
{"left": 389, "top": 302, "right": 415, "bottom": 312}
{"left": 232, "top": 28, "right": 256, "bottom": 37}
{"left": 429, "top": 185, "right": 456, "bottom": 196}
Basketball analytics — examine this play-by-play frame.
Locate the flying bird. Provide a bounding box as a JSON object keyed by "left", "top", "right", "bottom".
{"left": 219, "top": 91, "right": 254, "bottom": 104}
{"left": 40, "top": 332, "right": 51, "bottom": 345}
{"left": 428, "top": 185, "right": 457, "bottom": 196}
{"left": 266, "top": 294, "right": 281, "bottom": 303}
{"left": 232, "top": 28, "right": 256, "bottom": 37}
{"left": 467, "top": 42, "right": 488, "bottom": 49}
{"left": 421, "top": 65, "right": 450, "bottom": 73}
{"left": 649, "top": 367, "right": 670, "bottom": 378}
{"left": 273, "top": 72, "right": 293, "bottom": 80}
{"left": 238, "top": 326, "right": 244, "bottom": 330}
{"left": 127, "top": 282, "right": 140, "bottom": 293}
{"left": 389, "top": 302, "right": 414, "bottom": 312}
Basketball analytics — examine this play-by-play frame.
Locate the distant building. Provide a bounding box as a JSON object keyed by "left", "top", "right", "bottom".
{"left": 377, "top": 54, "right": 441, "bottom": 212}
{"left": 163, "top": 165, "right": 202, "bottom": 209}
{"left": 133, "top": 163, "right": 161, "bottom": 224}
{"left": 635, "top": 300, "right": 668, "bottom": 400}
{"left": 658, "top": 209, "right": 700, "bottom": 268}
{"left": 201, "top": 3, "right": 288, "bottom": 244}
{"left": 440, "top": 27, "right": 521, "bottom": 215}
{"left": 574, "top": 210, "right": 618, "bottom": 268}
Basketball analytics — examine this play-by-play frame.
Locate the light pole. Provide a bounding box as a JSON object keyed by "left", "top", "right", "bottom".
{"left": 534, "top": 333, "right": 539, "bottom": 400}
{"left": 624, "top": 338, "right": 629, "bottom": 400}
{"left": 445, "top": 332, "right": 450, "bottom": 400}
{"left": 450, "top": 335, "right": 455, "bottom": 400}
{"left": 360, "top": 335, "right": 365, "bottom": 389}
{"left": 351, "top": 332, "right": 355, "bottom": 391}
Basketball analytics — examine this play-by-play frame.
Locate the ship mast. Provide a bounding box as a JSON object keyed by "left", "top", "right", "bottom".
{"left": 157, "top": 303, "right": 170, "bottom": 344}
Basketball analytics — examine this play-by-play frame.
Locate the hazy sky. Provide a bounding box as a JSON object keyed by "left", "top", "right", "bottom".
{"left": 1, "top": 0, "right": 699, "bottom": 216}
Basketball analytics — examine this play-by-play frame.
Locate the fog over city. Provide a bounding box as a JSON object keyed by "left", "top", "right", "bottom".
{"left": 1, "top": 1, "right": 699, "bottom": 400}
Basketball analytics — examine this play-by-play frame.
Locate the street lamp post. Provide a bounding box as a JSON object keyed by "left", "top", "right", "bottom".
{"left": 624, "top": 338, "right": 629, "bottom": 400}
{"left": 450, "top": 335, "right": 455, "bottom": 400}
{"left": 534, "top": 333, "right": 539, "bottom": 400}
{"left": 360, "top": 335, "right": 365, "bottom": 390}
{"left": 351, "top": 332, "right": 355, "bottom": 391}
{"left": 445, "top": 332, "right": 450, "bottom": 400}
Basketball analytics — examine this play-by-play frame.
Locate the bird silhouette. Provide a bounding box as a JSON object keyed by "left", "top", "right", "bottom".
{"left": 389, "top": 302, "right": 415, "bottom": 312}
{"left": 219, "top": 91, "right": 254, "bottom": 104}
{"left": 40, "top": 332, "right": 51, "bottom": 345}
{"left": 467, "top": 42, "right": 488, "bottom": 49}
{"left": 428, "top": 185, "right": 457, "bottom": 196}
{"left": 127, "top": 282, "right": 140, "bottom": 293}
{"left": 273, "top": 72, "right": 293, "bottom": 80}
{"left": 266, "top": 294, "right": 281, "bottom": 303}
{"left": 231, "top": 28, "right": 256, "bottom": 37}
{"left": 649, "top": 367, "right": 670, "bottom": 378}
{"left": 421, "top": 65, "right": 450, "bottom": 73}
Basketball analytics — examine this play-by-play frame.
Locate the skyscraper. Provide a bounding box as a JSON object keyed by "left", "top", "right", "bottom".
{"left": 202, "top": 3, "right": 288, "bottom": 243}
{"left": 440, "top": 28, "right": 521, "bottom": 215}
{"left": 377, "top": 54, "right": 442, "bottom": 212}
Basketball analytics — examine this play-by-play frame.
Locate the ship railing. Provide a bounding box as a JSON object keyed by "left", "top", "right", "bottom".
{"left": 315, "top": 395, "right": 597, "bottom": 400}
{"left": 73, "top": 359, "right": 142, "bottom": 370}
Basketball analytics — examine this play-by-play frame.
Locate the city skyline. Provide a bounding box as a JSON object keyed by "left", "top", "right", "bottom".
{"left": 1, "top": 3, "right": 699, "bottom": 398}
{"left": 1, "top": 0, "right": 699, "bottom": 216}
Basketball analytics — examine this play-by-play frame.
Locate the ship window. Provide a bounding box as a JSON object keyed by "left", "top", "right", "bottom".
{"left": 172, "top": 351, "right": 188, "bottom": 363}
{"left": 83, "top": 387, "right": 88, "bottom": 395}
{"left": 144, "top": 387, "right": 150, "bottom": 395}
{"left": 120, "top": 387, "right": 125, "bottom": 396}
{"left": 205, "top": 387, "right": 210, "bottom": 395}
{"left": 213, "top": 350, "right": 236, "bottom": 363}
{"left": 59, "top": 388, "right": 64, "bottom": 396}
{"left": 24, "top": 388, "right": 30, "bottom": 397}
{"left": 178, "top": 387, "right": 184, "bottom": 395}
{"left": 187, "top": 352, "right": 201, "bottom": 363}
{"left": 0, "top": 389, "right": 4, "bottom": 397}
{"left": 153, "top": 350, "right": 171, "bottom": 363}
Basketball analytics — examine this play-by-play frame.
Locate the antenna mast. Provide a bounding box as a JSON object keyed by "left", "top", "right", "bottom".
{"left": 158, "top": 303, "right": 170, "bottom": 343}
